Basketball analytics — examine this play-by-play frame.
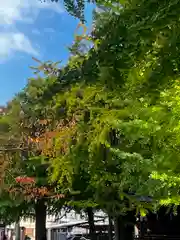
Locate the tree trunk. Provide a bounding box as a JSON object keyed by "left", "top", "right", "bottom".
{"left": 125, "top": 220, "right": 135, "bottom": 240}
{"left": 87, "top": 207, "right": 95, "bottom": 239}
{"left": 35, "top": 199, "right": 47, "bottom": 240}
{"left": 15, "top": 220, "right": 20, "bottom": 240}
{"left": 114, "top": 216, "right": 124, "bottom": 240}
{"left": 108, "top": 215, "right": 113, "bottom": 240}
{"left": 114, "top": 212, "right": 135, "bottom": 240}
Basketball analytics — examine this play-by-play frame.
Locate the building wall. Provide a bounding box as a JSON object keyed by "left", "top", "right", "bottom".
{"left": 6, "top": 210, "right": 108, "bottom": 240}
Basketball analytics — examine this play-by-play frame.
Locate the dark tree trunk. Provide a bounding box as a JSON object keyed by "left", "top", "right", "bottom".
{"left": 87, "top": 207, "right": 95, "bottom": 239}
{"left": 125, "top": 220, "right": 135, "bottom": 240}
{"left": 114, "top": 216, "right": 126, "bottom": 240}
{"left": 35, "top": 199, "right": 47, "bottom": 240}
{"left": 15, "top": 220, "right": 20, "bottom": 240}
{"left": 108, "top": 215, "right": 113, "bottom": 240}
{"left": 114, "top": 212, "right": 135, "bottom": 240}
{"left": 124, "top": 211, "right": 136, "bottom": 240}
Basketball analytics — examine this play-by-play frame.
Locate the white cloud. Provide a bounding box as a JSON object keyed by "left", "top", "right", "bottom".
{"left": 0, "top": 32, "right": 39, "bottom": 60}
{"left": 0, "top": 0, "right": 63, "bottom": 60}
{"left": 0, "top": 0, "right": 63, "bottom": 25}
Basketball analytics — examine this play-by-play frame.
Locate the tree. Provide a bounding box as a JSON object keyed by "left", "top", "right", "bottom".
{"left": 2, "top": 0, "right": 180, "bottom": 239}
{"left": 37, "top": 0, "right": 180, "bottom": 239}
{"left": 48, "top": 0, "right": 123, "bottom": 22}
{"left": 0, "top": 81, "right": 65, "bottom": 240}
{"left": 44, "top": 82, "right": 177, "bottom": 240}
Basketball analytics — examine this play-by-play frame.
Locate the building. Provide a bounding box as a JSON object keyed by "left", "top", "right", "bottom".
{"left": 0, "top": 106, "right": 6, "bottom": 115}
{"left": 6, "top": 210, "right": 108, "bottom": 240}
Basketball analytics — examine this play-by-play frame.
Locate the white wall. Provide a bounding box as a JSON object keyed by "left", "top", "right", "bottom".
{"left": 6, "top": 210, "right": 108, "bottom": 235}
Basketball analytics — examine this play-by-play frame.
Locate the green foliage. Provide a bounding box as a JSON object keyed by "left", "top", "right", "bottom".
{"left": 44, "top": 0, "right": 180, "bottom": 215}
{"left": 49, "top": 0, "right": 124, "bottom": 22}
{"left": 47, "top": 83, "right": 177, "bottom": 215}
{"left": 0, "top": 78, "right": 66, "bottom": 223}
{"left": 2, "top": 0, "right": 180, "bottom": 223}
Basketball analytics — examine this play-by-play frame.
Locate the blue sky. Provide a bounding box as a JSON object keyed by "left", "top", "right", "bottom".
{"left": 0, "top": 0, "right": 94, "bottom": 105}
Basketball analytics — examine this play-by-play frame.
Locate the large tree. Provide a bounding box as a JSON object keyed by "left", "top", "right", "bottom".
{"left": 38, "top": 0, "right": 180, "bottom": 239}
{"left": 2, "top": 1, "right": 180, "bottom": 240}
{"left": 0, "top": 79, "right": 65, "bottom": 240}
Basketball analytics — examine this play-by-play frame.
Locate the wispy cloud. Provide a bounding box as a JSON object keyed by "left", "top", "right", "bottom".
{"left": 0, "top": 33, "right": 39, "bottom": 61}
{"left": 0, "top": 0, "right": 63, "bottom": 25}
{"left": 0, "top": 0, "right": 63, "bottom": 61}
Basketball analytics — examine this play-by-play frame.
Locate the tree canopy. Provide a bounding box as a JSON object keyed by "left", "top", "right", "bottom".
{"left": 1, "top": 0, "right": 180, "bottom": 239}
